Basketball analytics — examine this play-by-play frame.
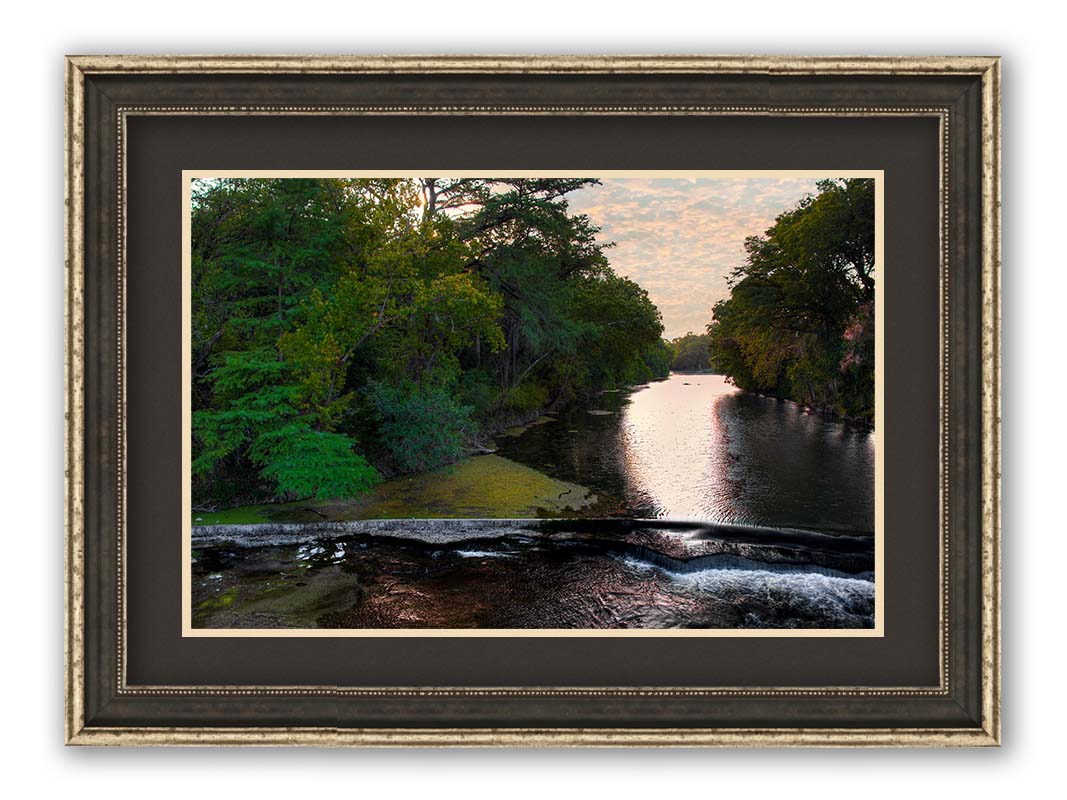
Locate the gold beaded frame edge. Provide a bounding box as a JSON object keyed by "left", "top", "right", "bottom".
{"left": 63, "top": 55, "right": 1001, "bottom": 747}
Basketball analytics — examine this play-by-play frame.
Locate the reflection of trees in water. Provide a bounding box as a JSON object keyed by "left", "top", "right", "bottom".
{"left": 715, "top": 392, "right": 875, "bottom": 532}
{"left": 709, "top": 394, "right": 746, "bottom": 518}
{"left": 496, "top": 373, "right": 874, "bottom": 532}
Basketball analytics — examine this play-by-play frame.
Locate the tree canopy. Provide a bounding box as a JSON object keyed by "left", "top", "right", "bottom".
{"left": 192, "top": 177, "right": 669, "bottom": 506}
{"left": 669, "top": 332, "right": 714, "bottom": 372}
{"left": 706, "top": 178, "right": 875, "bottom": 422}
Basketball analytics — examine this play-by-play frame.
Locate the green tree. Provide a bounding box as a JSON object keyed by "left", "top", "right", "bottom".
{"left": 570, "top": 272, "right": 665, "bottom": 389}
{"left": 192, "top": 176, "right": 677, "bottom": 507}
{"left": 641, "top": 339, "right": 674, "bottom": 381}
{"left": 192, "top": 179, "right": 409, "bottom": 501}
{"left": 706, "top": 178, "right": 875, "bottom": 421}
{"left": 430, "top": 179, "right": 609, "bottom": 396}
{"left": 669, "top": 332, "right": 713, "bottom": 372}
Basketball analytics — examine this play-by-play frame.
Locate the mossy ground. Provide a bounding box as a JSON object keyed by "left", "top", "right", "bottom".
{"left": 192, "top": 505, "right": 276, "bottom": 526}
{"left": 192, "top": 454, "right": 595, "bottom": 526}
{"left": 192, "top": 562, "right": 365, "bottom": 628}
{"left": 196, "top": 584, "right": 239, "bottom": 612}
{"left": 334, "top": 454, "right": 593, "bottom": 519}
{"left": 499, "top": 415, "right": 557, "bottom": 438}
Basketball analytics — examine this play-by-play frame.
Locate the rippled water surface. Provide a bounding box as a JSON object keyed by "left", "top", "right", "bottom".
{"left": 496, "top": 373, "right": 875, "bottom": 532}
{"left": 193, "top": 534, "right": 875, "bottom": 630}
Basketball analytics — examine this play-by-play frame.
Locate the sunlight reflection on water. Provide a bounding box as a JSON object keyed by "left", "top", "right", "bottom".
{"left": 496, "top": 372, "right": 875, "bottom": 532}
{"left": 618, "top": 375, "right": 739, "bottom": 520}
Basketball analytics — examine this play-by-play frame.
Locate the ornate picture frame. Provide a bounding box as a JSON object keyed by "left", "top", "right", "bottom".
{"left": 65, "top": 55, "right": 1000, "bottom": 746}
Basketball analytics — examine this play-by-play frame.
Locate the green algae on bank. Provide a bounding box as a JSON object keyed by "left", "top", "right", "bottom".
{"left": 325, "top": 454, "right": 594, "bottom": 519}
{"left": 191, "top": 454, "right": 595, "bottom": 526}
{"left": 196, "top": 584, "right": 239, "bottom": 613}
{"left": 192, "top": 505, "right": 276, "bottom": 526}
{"left": 192, "top": 556, "right": 368, "bottom": 629}
{"left": 499, "top": 415, "right": 557, "bottom": 438}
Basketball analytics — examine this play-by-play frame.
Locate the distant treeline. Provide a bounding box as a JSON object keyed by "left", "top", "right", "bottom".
{"left": 191, "top": 178, "right": 669, "bottom": 505}
{"left": 668, "top": 332, "right": 714, "bottom": 372}
{"left": 706, "top": 178, "right": 875, "bottom": 423}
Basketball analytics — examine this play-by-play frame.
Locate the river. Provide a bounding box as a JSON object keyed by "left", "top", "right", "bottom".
{"left": 191, "top": 373, "right": 876, "bottom": 630}
{"left": 497, "top": 372, "right": 874, "bottom": 533}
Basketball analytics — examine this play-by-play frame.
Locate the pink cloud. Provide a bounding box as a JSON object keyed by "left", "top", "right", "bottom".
{"left": 566, "top": 177, "right": 825, "bottom": 339}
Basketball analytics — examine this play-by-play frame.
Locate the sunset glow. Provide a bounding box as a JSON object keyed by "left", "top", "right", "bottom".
{"left": 567, "top": 177, "right": 822, "bottom": 339}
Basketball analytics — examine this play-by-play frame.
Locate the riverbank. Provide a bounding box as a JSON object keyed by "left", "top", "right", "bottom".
{"left": 193, "top": 453, "right": 596, "bottom": 527}
{"left": 195, "top": 371, "right": 874, "bottom": 533}
{"left": 747, "top": 389, "right": 875, "bottom": 430}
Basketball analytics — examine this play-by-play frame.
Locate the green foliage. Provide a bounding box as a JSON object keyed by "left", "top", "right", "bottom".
{"left": 706, "top": 179, "right": 875, "bottom": 422}
{"left": 501, "top": 380, "right": 551, "bottom": 414}
{"left": 368, "top": 381, "right": 475, "bottom": 473}
{"left": 641, "top": 339, "right": 674, "bottom": 380}
{"left": 620, "top": 356, "right": 654, "bottom": 385}
{"left": 191, "top": 347, "right": 380, "bottom": 500}
{"left": 567, "top": 272, "right": 665, "bottom": 389}
{"left": 249, "top": 423, "right": 380, "bottom": 500}
{"left": 192, "top": 176, "right": 670, "bottom": 507}
{"left": 192, "top": 349, "right": 299, "bottom": 482}
{"left": 669, "top": 333, "right": 713, "bottom": 372}
{"left": 457, "top": 369, "right": 498, "bottom": 417}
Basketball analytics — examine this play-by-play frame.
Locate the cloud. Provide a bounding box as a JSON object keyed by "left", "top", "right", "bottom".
{"left": 566, "top": 177, "right": 825, "bottom": 339}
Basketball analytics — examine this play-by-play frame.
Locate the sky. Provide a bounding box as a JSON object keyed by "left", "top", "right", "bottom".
{"left": 565, "top": 177, "right": 824, "bottom": 340}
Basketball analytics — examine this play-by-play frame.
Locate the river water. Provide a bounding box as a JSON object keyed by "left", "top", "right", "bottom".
{"left": 192, "top": 373, "right": 876, "bottom": 629}
{"left": 497, "top": 373, "right": 875, "bottom": 533}
{"left": 193, "top": 532, "right": 876, "bottom": 630}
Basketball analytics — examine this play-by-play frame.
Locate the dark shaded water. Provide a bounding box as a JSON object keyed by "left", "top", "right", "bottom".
{"left": 496, "top": 373, "right": 875, "bottom": 533}
{"left": 193, "top": 532, "right": 875, "bottom": 630}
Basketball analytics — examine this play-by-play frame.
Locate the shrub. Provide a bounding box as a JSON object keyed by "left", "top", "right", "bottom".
{"left": 369, "top": 381, "right": 475, "bottom": 473}
{"left": 248, "top": 422, "right": 380, "bottom": 500}
{"left": 502, "top": 380, "right": 550, "bottom": 414}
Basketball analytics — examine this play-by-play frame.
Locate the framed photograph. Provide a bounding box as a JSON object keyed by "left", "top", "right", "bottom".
{"left": 65, "top": 55, "right": 1001, "bottom": 746}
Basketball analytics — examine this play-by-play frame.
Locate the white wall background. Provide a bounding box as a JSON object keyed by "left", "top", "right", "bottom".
{"left": 0, "top": 1, "right": 1057, "bottom": 796}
